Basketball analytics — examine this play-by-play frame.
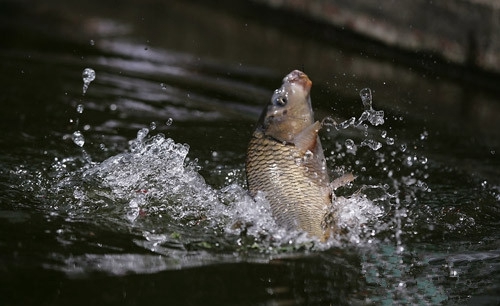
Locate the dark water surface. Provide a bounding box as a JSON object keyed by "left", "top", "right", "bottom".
{"left": 1, "top": 1, "right": 499, "bottom": 305}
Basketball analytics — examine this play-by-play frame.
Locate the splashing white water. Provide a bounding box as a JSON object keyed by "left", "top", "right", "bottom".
{"left": 332, "top": 88, "right": 389, "bottom": 152}
{"left": 70, "top": 129, "right": 383, "bottom": 250}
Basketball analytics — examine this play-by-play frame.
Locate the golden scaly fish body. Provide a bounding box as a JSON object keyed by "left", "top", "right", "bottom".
{"left": 246, "top": 70, "right": 332, "bottom": 241}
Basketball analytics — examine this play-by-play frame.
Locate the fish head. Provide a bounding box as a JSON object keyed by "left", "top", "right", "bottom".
{"left": 257, "top": 70, "right": 314, "bottom": 143}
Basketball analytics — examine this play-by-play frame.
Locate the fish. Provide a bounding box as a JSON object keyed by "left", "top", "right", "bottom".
{"left": 246, "top": 70, "right": 333, "bottom": 241}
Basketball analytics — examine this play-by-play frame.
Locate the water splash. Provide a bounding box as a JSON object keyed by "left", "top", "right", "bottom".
{"left": 336, "top": 117, "right": 356, "bottom": 130}
{"left": 333, "top": 88, "right": 385, "bottom": 131}
{"left": 75, "top": 131, "right": 300, "bottom": 251}
{"left": 39, "top": 126, "right": 385, "bottom": 254}
{"left": 360, "top": 87, "right": 372, "bottom": 109}
{"left": 330, "top": 88, "right": 390, "bottom": 152}
{"left": 318, "top": 86, "right": 451, "bottom": 302}
{"left": 333, "top": 194, "right": 384, "bottom": 244}
{"left": 82, "top": 68, "right": 96, "bottom": 95}
{"left": 345, "top": 139, "right": 355, "bottom": 150}
{"left": 357, "top": 88, "right": 384, "bottom": 126}
{"left": 360, "top": 139, "right": 382, "bottom": 151}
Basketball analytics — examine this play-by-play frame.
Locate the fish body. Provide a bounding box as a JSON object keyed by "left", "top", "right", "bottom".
{"left": 246, "top": 70, "right": 332, "bottom": 241}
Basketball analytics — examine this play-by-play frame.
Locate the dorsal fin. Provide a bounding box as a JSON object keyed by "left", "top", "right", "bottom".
{"left": 293, "top": 121, "right": 321, "bottom": 153}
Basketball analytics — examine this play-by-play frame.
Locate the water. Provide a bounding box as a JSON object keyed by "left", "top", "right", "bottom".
{"left": 1, "top": 0, "right": 499, "bottom": 305}
{"left": 71, "top": 131, "right": 85, "bottom": 147}
{"left": 82, "top": 68, "right": 96, "bottom": 95}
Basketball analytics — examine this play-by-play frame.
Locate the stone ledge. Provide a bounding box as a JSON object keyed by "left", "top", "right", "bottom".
{"left": 252, "top": 0, "right": 500, "bottom": 73}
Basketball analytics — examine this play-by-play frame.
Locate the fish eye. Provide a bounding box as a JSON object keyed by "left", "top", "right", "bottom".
{"left": 274, "top": 96, "right": 288, "bottom": 106}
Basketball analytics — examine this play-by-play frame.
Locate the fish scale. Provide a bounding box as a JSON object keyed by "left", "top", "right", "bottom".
{"left": 246, "top": 130, "right": 331, "bottom": 240}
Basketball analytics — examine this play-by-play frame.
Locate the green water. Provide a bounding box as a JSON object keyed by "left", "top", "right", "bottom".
{"left": 1, "top": 1, "right": 499, "bottom": 305}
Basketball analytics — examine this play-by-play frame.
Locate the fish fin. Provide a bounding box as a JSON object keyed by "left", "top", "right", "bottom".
{"left": 293, "top": 121, "right": 321, "bottom": 153}
{"left": 331, "top": 173, "right": 356, "bottom": 190}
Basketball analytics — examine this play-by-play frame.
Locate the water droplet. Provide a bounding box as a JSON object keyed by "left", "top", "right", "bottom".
{"left": 381, "top": 130, "right": 387, "bottom": 138}
{"left": 417, "top": 181, "right": 429, "bottom": 191}
{"left": 400, "top": 144, "right": 407, "bottom": 152}
{"left": 76, "top": 104, "right": 84, "bottom": 114}
{"left": 321, "top": 116, "right": 337, "bottom": 127}
{"left": 166, "top": 118, "right": 173, "bottom": 126}
{"left": 82, "top": 68, "right": 96, "bottom": 82}
{"left": 82, "top": 68, "right": 96, "bottom": 95}
{"left": 356, "top": 111, "right": 369, "bottom": 127}
{"left": 359, "top": 88, "right": 373, "bottom": 110}
{"left": 369, "top": 110, "right": 385, "bottom": 126}
{"left": 420, "top": 130, "right": 429, "bottom": 140}
{"left": 72, "top": 131, "right": 85, "bottom": 147}
{"left": 150, "top": 121, "right": 157, "bottom": 130}
{"left": 337, "top": 117, "right": 355, "bottom": 129}
{"left": 386, "top": 137, "right": 395, "bottom": 145}
{"left": 303, "top": 150, "right": 314, "bottom": 161}
{"left": 363, "top": 124, "right": 368, "bottom": 137}
{"left": 361, "top": 139, "right": 382, "bottom": 151}
{"left": 137, "top": 128, "right": 149, "bottom": 141}
{"left": 345, "top": 139, "right": 355, "bottom": 150}
{"left": 449, "top": 270, "right": 459, "bottom": 278}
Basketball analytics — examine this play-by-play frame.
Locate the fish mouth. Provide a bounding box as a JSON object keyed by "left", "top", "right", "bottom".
{"left": 283, "top": 70, "right": 312, "bottom": 91}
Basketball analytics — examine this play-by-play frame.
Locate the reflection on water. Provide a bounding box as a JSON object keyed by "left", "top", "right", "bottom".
{"left": 1, "top": 0, "right": 499, "bottom": 305}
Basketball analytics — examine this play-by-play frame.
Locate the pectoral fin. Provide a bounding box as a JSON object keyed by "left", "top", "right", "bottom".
{"left": 331, "top": 173, "right": 356, "bottom": 190}
{"left": 293, "top": 121, "right": 322, "bottom": 153}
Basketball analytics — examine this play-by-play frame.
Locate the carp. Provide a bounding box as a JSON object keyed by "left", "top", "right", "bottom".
{"left": 246, "top": 70, "right": 336, "bottom": 241}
